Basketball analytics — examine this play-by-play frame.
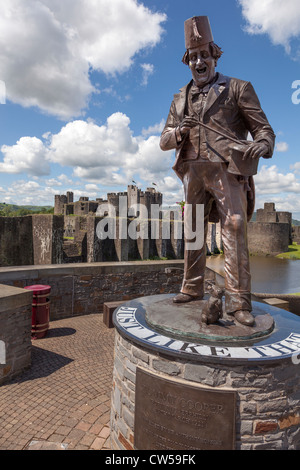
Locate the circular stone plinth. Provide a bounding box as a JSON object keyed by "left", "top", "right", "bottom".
{"left": 145, "top": 296, "right": 275, "bottom": 343}
{"left": 113, "top": 294, "right": 300, "bottom": 364}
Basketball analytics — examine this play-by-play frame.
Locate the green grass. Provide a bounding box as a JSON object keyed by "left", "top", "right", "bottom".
{"left": 276, "top": 242, "right": 300, "bottom": 260}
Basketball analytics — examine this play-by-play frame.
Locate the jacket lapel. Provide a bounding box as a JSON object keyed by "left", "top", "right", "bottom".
{"left": 173, "top": 82, "right": 191, "bottom": 121}
{"left": 203, "top": 73, "right": 228, "bottom": 115}
{"left": 172, "top": 74, "right": 229, "bottom": 120}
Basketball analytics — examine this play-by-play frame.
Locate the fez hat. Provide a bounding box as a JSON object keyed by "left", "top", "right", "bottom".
{"left": 184, "top": 16, "right": 213, "bottom": 49}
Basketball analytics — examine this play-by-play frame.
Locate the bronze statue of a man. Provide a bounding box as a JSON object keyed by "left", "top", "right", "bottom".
{"left": 160, "top": 16, "right": 275, "bottom": 326}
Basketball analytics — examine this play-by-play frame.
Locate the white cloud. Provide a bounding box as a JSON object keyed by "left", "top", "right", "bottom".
{"left": 19, "top": 181, "right": 40, "bottom": 191}
{"left": 0, "top": 136, "right": 50, "bottom": 176}
{"left": 254, "top": 164, "right": 300, "bottom": 194}
{"left": 4, "top": 179, "right": 57, "bottom": 206}
{"left": 48, "top": 113, "right": 139, "bottom": 170}
{"left": 0, "top": 112, "right": 176, "bottom": 201}
{"left": 275, "top": 142, "right": 289, "bottom": 152}
{"left": 153, "top": 175, "right": 183, "bottom": 206}
{"left": 46, "top": 113, "right": 174, "bottom": 185}
{"left": 85, "top": 184, "right": 99, "bottom": 192}
{"left": 58, "top": 174, "right": 73, "bottom": 185}
{"left": 140, "top": 63, "right": 155, "bottom": 86}
{"left": 45, "top": 178, "right": 62, "bottom": 187}
{"left": 238, "top": 0, "right": 300, "bottom": 54}
{"left": 290, "top": 162, "right": 300, "bottom": 173}
{"left": 0, "top": 111, "right": 174, "bottom": 189}
{"left": 0, "top": 0, "right": 166, "bottom": 119}
{"left": 130, "top": 135, "right": 174, "bottom": 181}
{"left": 254, "top": 163, "right": 300, "bottom": 218}
{"left": 255, "top": 193, "right": 300, "bottom": 218}
{"left": 142, "top": 119, "right": 165, "bottom": 137}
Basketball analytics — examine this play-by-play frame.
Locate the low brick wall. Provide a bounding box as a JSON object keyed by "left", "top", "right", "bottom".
{"left": 0, "top": 261, "right": 187, "bottom": 321}
{"left": 0, "top": 285, "right": 32, "bottom": 384}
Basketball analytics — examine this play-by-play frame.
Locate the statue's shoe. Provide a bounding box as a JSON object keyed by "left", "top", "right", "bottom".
{"left": 173, "top": 293, "right": 202, "bottom": 303}
{"left": 234, "top": 310, "right": 255, "bottom": 327}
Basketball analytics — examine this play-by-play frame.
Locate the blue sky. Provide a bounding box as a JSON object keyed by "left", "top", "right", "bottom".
{"left": 0, "top": 0, "right": 300, "bottom": 218}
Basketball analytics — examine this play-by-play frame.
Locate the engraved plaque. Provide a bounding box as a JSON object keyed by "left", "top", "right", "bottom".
{"left": 134, "top": 368, "right": 236, "bottom": 450}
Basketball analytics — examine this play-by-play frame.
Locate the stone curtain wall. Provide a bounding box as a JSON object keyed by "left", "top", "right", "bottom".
{"left": 32, "top": 215, "right": 64, "bottom": 265}
{"left": 0, "top": 285, "right": 32, "bottom": 384}
{"left": 0, "top": 200, "right": 295, "bottom": 267}
{"left": 293, "top": 226, "right": 300, "bottom": 244}
{"left": 0, "top": 216, "right": 34, "bottom": 266}
{"left": 0, "top": 215, "right": 64, "bottom": 267}
{"left": 111, "top": 331, "right": 300, "bottom": 450}
{"left": 0, "top": 214, "right": 224, "bottom": 267}
{"left": 248, "top": 222, "right": 290, "bottom": 256}
{"left": 249, "top": 202, "right": 293, "bottom": 253}
{"left": 0, "top": 261, "right": 185, "bottom": 321}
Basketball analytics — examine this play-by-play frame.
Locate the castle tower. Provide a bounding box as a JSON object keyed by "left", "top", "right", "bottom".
{"left": 127, "top": 185, "right": 140, "bottom": 217}
{"left": 67, "top": 191, "right": 74, "bottom": 204}
{"left": 54, "top": 195, "right": 67, "bottom": 215}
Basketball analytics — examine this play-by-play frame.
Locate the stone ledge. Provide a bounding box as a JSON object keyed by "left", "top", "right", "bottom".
{"left": 0, "top": 284, "right": 32, "bottom": 314}
{"left": 0, "top": 260, "right": 184, "bottom": 281}
{"left": 0, "top": 261, "right": 185, "bottom": 321}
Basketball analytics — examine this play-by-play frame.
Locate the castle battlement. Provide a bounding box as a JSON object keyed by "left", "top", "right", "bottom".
{"left": 54, "top": 185, "right": 164, "bottom": 218}
{"left": 248, "top": 202, "right": 292, "bottom": 255}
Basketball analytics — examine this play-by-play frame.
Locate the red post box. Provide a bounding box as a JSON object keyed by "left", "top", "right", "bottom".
{"left": 24, "top": 285, "right": 51, "bottom": 339}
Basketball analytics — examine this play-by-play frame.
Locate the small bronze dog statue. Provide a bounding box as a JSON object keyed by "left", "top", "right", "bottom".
{"left": 201, "top": 282, "right": 224, "bottom": 325}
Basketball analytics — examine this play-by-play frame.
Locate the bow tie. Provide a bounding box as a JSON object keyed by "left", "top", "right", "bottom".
{"left": 190, "top": 84, "right": 211, "bottom": 97}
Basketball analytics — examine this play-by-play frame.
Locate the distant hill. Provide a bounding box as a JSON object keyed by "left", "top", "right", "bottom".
{"left": 0, "top": 202, "right": 53, "bottom": 216}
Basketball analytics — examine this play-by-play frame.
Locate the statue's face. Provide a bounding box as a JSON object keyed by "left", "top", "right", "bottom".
{"left": 188, "top": 44, "right": 215, "bottom": 88}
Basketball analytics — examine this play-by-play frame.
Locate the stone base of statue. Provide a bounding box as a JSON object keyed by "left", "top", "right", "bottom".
{"left": 110, "top": 294, "right": 300, "bottom": 450}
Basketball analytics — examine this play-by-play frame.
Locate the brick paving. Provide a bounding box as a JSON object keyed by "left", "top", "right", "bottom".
{"left": 0, "top": 313, "right": 116, "bottom": 450}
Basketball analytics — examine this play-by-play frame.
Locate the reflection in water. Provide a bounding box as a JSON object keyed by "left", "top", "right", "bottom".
{"left": 207, "top": 255, "right": 300, "bottom": 294}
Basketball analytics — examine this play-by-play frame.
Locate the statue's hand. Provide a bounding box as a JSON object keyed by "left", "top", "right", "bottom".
{"left": 179, "top": 116, "right": 199, "bottom": 135}
{"left": 243, "top": 141, "right": 269, "bottom": 160}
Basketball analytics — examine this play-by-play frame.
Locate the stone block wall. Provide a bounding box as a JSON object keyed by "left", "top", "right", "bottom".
{"left": 0, "top": 261, "right": 185, "bottom": 321}
{"left": 248, "top": 222, "right": 290, "bottom": 255}
{"left": 293, "top": 226, "right": 300, "bottom": 244}
{"left": 0, "top": 215, "right": 64, "bottom": 267}
{"left": 32, "top": 215, "right": 64, "bottom": 265}
{"left": 0, "top": 284, "right": 32, "bottom": 385}
{"left": 0, "top": 216, "right": 34, "bottom": 266}
{"left": 255, "top": 203, "right": 293, "bottom": 246}
{"left": 111, "top": 331, "right": 300, "bottom": 450}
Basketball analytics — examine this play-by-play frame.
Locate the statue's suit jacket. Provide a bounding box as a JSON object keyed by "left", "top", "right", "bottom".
{"left": 160, "top": 73, "right": 276, "bottom": 221}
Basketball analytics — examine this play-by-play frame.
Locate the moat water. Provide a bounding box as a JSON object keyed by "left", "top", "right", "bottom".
{"left": 207, "top": 255, "right": 300, "bottom": 294}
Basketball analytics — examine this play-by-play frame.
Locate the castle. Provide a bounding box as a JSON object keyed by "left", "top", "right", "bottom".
{"left": 54, "top": 185, "right": 163, "bottom": 218}
{"left": 52, "top": 192, "right": 295, "bottom": 261}
{"left": 0, "top": 185, "right": 296, "bottom": 266}
{"left": 54, "top": 185, "right": 170, "bottom": 263}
